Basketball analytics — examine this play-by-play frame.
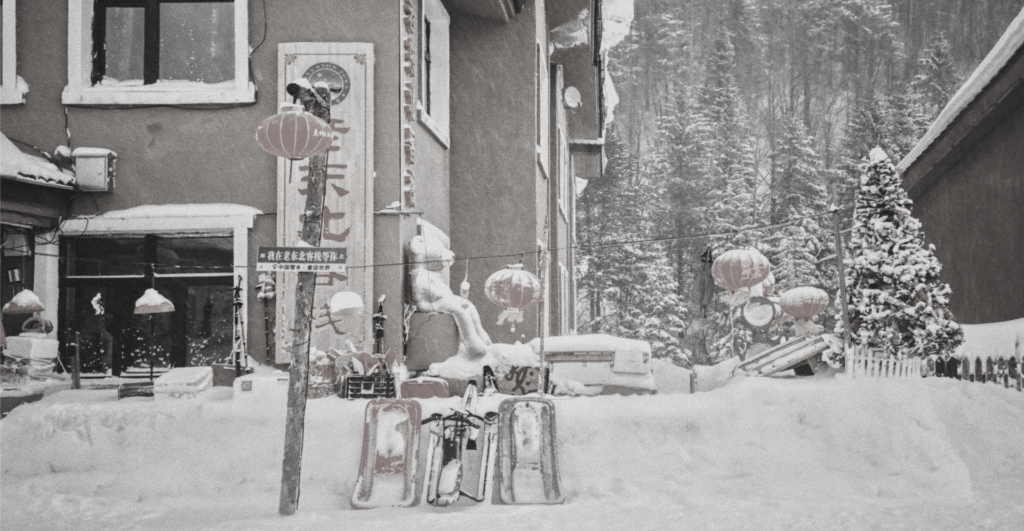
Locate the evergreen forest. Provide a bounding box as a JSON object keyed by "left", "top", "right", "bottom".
{"left": 577, "top": 0, "right": 1024, "bottom": 366}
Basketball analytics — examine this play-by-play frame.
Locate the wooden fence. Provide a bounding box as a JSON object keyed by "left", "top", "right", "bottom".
{"left": 846, "top": 347, "right": 1023, "bottom": 392}
{"left": 846, "top": 348, "right": 922, "bottom": 378}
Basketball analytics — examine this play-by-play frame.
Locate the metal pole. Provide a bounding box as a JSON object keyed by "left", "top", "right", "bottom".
{"left": 831, "top": 185, "right": 853, "bottom": 348}
{"left": 73, "top": 332, "right": 82, "bottom": 390}
{"left": 279, "top": 82, "right": 332, "bottom": 516}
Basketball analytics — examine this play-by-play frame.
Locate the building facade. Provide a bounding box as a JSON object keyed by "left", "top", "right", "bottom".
{"left": 0, "top": 0, "right": 606, "bottom": 375}
{"left": 898, "top": 8, "right": 1024, "bottom": 324}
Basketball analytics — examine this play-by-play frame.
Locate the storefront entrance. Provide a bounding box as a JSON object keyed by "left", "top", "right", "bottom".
{"left": 60, "top": 235, "right": 236, "bottom": 377}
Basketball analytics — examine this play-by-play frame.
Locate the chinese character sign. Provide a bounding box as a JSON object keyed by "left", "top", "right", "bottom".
{"left": 275, "top": 43, "right": 375, "bottom": 363}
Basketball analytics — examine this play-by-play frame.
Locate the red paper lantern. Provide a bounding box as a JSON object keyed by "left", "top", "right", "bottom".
{"left": 484, "top": 264, "right": 542, "bottom": 330}
{"left": 779, "top": 286, "right": 829, "bottom": 321}
{"left": 711, "top": 248, "right": 771, "bottom": 291}
{"left": 255, "top": 103, "right": 334, "bottom": 160}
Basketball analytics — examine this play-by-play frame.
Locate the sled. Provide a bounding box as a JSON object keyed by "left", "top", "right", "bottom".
{"left": 350, "top": 399, "right": 422, "bottom": 509}
{"left": 421, "top": 381, "right": 498, "bottom": 507}
{"left": 733, "top": 335, "right": 830, "bottom": 377}
{"left": 493, "top": 397, "right": 564, "bottom": 505}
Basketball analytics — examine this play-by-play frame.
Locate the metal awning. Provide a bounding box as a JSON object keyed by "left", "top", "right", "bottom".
{"left": 1, "top": 133, "right": 76, "bottom": 190}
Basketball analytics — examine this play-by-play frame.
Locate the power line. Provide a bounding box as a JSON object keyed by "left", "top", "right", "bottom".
{"left": 10, "top": 206, "right": 853, "bottom": 274}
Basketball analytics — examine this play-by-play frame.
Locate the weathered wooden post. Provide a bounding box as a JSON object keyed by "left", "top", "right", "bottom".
{"left": 830, "top": 185, "right": 853, "bottom": 349}
{"left": 275, "top": 80, "right": 332, "bottom": 516}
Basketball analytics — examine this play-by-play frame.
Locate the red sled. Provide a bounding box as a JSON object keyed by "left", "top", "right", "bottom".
{"left": 351, "top": 399, "right": 422, "bottom": 509}
{"left": 493, "top": 397, "right": 564, "bottom": 505}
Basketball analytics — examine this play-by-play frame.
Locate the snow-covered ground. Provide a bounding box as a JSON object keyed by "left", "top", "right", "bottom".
{"left": 2, "top": 374, "right": 1022, "bottom": 531}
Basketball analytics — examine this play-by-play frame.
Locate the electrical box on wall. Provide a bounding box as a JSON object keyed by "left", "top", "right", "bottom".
{"left": 71, "top": 148, "right": 117, "bottom": 192}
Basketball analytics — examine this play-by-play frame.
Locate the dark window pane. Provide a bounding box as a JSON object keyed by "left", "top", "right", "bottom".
{"left": 159, "top": 2, "right": 234, "bottom": 83}
{"left": 154, "top": 236, "right": 233, "bottom": 275}
{"left": 185, "top": 285, "right": 233, "bottom": 366}
{"left": 67, "top": 238, "right": 146, "bottom": 276}
{"left": 104, "top": 7, "right": 145, "bottom": 81}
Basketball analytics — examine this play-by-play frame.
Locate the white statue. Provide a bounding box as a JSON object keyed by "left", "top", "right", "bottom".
{"left": 409, "top": 234, "right": 491, "bottom": 358}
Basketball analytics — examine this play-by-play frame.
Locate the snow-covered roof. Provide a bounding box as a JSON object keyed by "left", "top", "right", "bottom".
{"left": 0, "top": 133, "right": 76, "bottom": 189}
{"left": 95, "top": 204, "right": 263, "bottom": 219}
{"left": 898, "top": 7, "right": 1024, "bottom": 172}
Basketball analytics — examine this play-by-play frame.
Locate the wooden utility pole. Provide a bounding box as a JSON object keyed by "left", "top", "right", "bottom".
{"left": 831, "top": 185, "right": 853, "bottom": 348}
{"left": 279, "top": 81, "right": 332, "bottom": 516}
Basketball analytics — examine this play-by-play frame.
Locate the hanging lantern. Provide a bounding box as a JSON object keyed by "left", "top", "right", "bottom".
{"left": 711, "top": 248, "right": 771, "bottom": 292}
{"left": 255, "top": 102, "right": 334, "bottom": 160}
{"left": 780, "top": 286, "right": 829, "bottom": 337}
{"left": 134, "top": 289, "right": 175, "bottom": 314}
{"left": 780, "top": 286, "right": 829, "bottom": 321}
{"left": 484, "top": 264, "right": 542, "bottom": 331}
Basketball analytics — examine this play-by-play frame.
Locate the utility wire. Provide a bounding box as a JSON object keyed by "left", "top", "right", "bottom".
{"left": 12, "top": 206, "right": 853, "bottom": 273}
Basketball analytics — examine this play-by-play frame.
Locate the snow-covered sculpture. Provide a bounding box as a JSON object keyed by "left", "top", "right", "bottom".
{"left": 409, "top": 234, "right": 491, "bottom": 358}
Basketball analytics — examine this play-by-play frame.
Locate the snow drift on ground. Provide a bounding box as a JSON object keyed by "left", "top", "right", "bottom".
{"left": 3, "top": 374, "right": 1022, "bottom": 531}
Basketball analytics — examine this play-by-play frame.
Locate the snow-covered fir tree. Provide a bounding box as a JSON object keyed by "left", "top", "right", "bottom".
{"left": 577, "top": 132, "right": 689, "bottom": 365}
{"left": 838, "top": 147, "right": 963, "bottom": 358}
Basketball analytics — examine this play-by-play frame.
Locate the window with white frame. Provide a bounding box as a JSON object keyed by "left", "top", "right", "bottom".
{"left": 63, "top": 0, "right": 253, "bottom": 106}
{"left": 557, "top": 126, "right": 569, "bottom": 218}
{"left": 419, "top": 0, "right": 449, "bottom": 144}
{"left": 1, "top": 0, "right": 27, "bottom": 104}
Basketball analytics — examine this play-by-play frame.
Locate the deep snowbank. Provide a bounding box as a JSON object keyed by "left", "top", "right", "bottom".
{"left": 2, "top": 377, "right": 1023, "bottom": 531}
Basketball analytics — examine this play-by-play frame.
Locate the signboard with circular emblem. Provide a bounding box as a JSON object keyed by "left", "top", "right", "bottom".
{"left": 303, "top": 62, "right": 351, "bottom": 104}
{"left": 742, "top": 296, "right": 781, "bottom": 328}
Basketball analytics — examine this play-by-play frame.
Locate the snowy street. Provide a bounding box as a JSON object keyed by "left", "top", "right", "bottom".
{"left": 2, "top": 375, "right": 1022, "bottom": 530}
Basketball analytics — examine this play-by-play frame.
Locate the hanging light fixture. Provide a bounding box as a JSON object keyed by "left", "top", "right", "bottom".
{"left": 135, "top": 286, "right": 174, "bottom": 381}
{"left": 484, "top": 264, "right": 542, "bottom": 332}
{"left": 134, "top": 288, "right": 175, "bottom": 315}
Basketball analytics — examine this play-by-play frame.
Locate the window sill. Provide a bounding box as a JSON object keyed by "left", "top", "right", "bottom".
{"left": 417, "top": 104, "right": 449, "bottom": 148}
{"left": 61, "top": 81, "right": 256, "bottom": 106}
{"left": 1, "top": 76, "right": 29, "bottom": 105}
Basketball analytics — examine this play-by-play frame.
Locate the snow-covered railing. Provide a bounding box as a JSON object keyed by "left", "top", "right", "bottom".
{"left": 846, "top": 347, "right": 1022, "bottom": 391}
{"left": 846, "top": 347, "right": 922, "bottom": 379}
{"left": 924, "top": 355, "right": 1022, "bottom": 391}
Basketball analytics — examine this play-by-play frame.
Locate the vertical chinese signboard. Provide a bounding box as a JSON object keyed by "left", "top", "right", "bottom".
{"left": 275, "top": 43, "right": 374, "bottom": 362}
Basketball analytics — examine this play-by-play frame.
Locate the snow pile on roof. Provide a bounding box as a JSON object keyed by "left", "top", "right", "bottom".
{"left": 530, "top": 333, "right": 649, "bottom": 353}
{"left": 552, "top": 9, "right": 590, "bottom": 50}
{"left": 601, "top": 0, "right": 635, "bottom": 53}
{"left": 96, "top": 203, "right": 263, "bottom": 219}
{"left": 0, "top": 133, "right": 75, "bottom": 187}
{"left": 953, "top": 318, "right": 1024, "bottom": 360}
{"left": 3, "top": 377, "right": 1023, "bottom": 530}
{"left": 899, "top": 7, "right": 1024, "bottom": 172}
{"left": 602, "top": 0, "right": 635, "bottom": 129}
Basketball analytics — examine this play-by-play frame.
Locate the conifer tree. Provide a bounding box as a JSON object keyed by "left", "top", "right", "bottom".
{"left": 577, "top": 133, "right": 689, "bottom": 364}
{"left": 837, "top": 148, "right": 963, "bottom": 358}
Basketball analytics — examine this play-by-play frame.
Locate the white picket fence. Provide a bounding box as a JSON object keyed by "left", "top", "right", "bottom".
{"left": 846, "top": 347, "right": 922, "bottom": 378}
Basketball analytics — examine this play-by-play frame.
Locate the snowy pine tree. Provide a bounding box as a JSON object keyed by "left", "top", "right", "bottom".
{"left": 838, "top": 147, "right": 963, "bottom": 358}
{"left": 577, "top": 133, "right": 689, "bottom": 365}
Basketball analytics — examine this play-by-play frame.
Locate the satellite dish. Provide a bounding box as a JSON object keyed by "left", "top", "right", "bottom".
{"left": 563, "top": 86, "right": 582, "bottom": 110}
